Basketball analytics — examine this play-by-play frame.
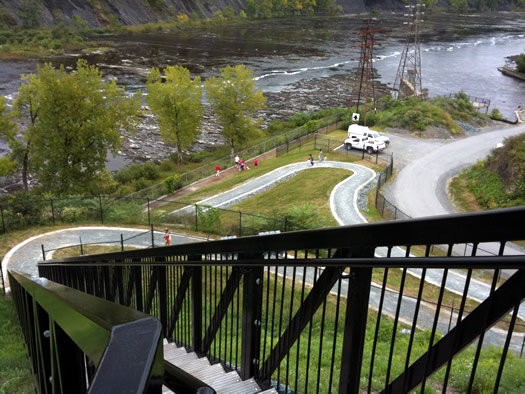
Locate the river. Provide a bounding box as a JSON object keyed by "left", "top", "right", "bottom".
{"left": 0, "top": 12, "right": 524, "bottom": 168}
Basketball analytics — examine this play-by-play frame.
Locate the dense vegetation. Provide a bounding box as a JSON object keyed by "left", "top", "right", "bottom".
{"left": 517, "top": 51, "right": 525, "bottom": 73}
{"left": 455, "top": 133, "right": 525, "bottom": 209}
{"left": 353, "top": 92, "right": 487, "bottom": 134}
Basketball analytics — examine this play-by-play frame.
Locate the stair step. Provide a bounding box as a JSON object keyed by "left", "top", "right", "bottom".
{"left": 216, "top": 378, "right": 261, "bottom": 393}
{"left": 163, "top": 345, "right": 187, "bottom": 359}
{"left": 167, "top": 351, "right": 198, "bottom": 365}
{"left": 259, "top": 389, "right": 279, "bottom": 393}
{"left": 179, "top": 357, "right": 211, "bottom": 374}
{"left": 207, "top": 371, "right": 244, "bottom": 391}
{"left": 192, "top": 363, "right": 227, "bottom": 381}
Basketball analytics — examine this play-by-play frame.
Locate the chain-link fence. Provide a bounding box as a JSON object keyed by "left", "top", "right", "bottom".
{"left": 0, "top": 194, "right": 304, "bottom": 238}
{"left": 127, "top": 114, "right": 343, "bottom": 200}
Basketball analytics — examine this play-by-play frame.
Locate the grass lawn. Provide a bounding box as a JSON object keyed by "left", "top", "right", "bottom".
{"left": 175, "top": 134, "right": 365, "bottom": 204}
{"left": 230, "top": 168, "right": 351, "bottom": 228}
{"left": 51, "top": 244, "right": 142, "bottom": 259}
{"left": 0, "top": 295, "right": 34, "bottom": 393}
{"left": 448, "top": 174, "right": 482, "bottom": 213}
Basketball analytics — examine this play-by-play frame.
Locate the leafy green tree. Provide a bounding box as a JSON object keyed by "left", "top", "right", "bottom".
{"left": 146, "top": 66, "right": 203, "bottom": 164}
{"left": 257, "top": 0, "right": 273, "bottom": 18}
{"left": 516, "top": 52, "right": 525, "bottom": 73}
{"left": 223, "top": 5, "right": 236, "bottom": 18}
{"left": 0, "top": 96, "right": 18, "bottom": 176}
{"left": 14, "top": 60, "right": 140, "bottom": 196}
{"left": 246, "top": 0, "right": 257, "bottom": 17}
{"left": 205, "top": 65, "right": 266, "bottom": 157}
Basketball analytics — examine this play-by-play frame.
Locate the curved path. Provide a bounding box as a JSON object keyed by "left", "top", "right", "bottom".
{"left": 3, "top": 159, "right": 523, "bottom": 351}
{"left": 172, "top": 161, "right": 376, "bottom": 224}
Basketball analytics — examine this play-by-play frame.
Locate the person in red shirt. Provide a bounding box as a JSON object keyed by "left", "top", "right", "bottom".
{"left": 215, "top": 164, "right": 220, "bottom": 176}
{"left": 254, "top": 158, "right": 258, "bottom": 168}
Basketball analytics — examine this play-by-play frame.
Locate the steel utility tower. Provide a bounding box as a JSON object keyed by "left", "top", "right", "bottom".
{"left": 392, "top": 3, "right": 424, "bottom": 100}
{"left": 351, "top": 17, "right": 383, "bottom": 126}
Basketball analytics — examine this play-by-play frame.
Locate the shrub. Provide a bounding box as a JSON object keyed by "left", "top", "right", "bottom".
{"left": 196, "top": 205, "right": 222, "bottom": 233}
{"left": 61, "top": 207, "right": 87, "bottom": 223}
{"left": 163, "top": 174, "right": 182, "bottom": 194}
{"left": 490, "top": 108, "right": 503, "bottom": 120}
{"left": 286, "top": 204, "right": 326, "bottom": 230}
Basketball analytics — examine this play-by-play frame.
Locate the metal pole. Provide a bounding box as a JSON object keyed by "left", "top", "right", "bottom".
{"left": 375, "top": 174, "right": 381, "bottom": 209}
{"left": 151, "top": 224, "right": 155, "bottom": 248}
{"left": 394, "top": 206, "right": 398, "bottom": 220}
{"left": 284, "top": 216, "right": 288, "bottom": 232}
{"left": 362, "top": 149, "right": 365, "bottom": 160}
{"left": 521, "top": 336, "right": 525, "bottom": 358}
{"left": 147, "top": 198, "right": 151, "bottom": 226}
{"left": 41, "top": 245, "right": 46, "bottom": 261}
{"left": 121, "top": 234, "right": 124, "bottom": 251}
{"left": 99, "top": 195, "right": 104, "bottom": 224}
{"left": 0, "top": 261, "right": 5, "bottom": 295}
{"left": 448, "top": 307, "right": 454, "bottom": 333}
{"left": 80, "top": 236, "right": 83, "bottom": 256}
{"left": 376, "top": 150, "right": 378, "bottom": 164}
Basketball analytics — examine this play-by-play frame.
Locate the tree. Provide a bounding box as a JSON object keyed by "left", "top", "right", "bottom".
{"left": 0, "top": 96, "right": 18, "bottom": 176}
{"left": 205, "top": 65, "right": 266, "bottom": 157}
{"left": 13, "top": 60, "right": 140, "bottom": 195}
{"left": 146, "top": 66, "right": 203, "bottom": 164}
{"left": 516, "top": 52, "right": 525, "bottom": 73}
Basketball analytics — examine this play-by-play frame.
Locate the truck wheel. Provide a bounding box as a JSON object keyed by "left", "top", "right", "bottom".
{"left": 367, "top": 147, "right": 374, "bottom": 154}
{"left": 345, "top": 143, "right": 351, "bottom": 150}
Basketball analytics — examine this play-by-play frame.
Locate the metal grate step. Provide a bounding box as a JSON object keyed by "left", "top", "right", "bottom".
{"left": 162, "top": 342, "right": 273, "bottom": 393}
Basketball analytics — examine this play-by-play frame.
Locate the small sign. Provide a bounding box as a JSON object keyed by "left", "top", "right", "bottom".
{"left": 352, "top": 113, "right": 360, "bottom": 122}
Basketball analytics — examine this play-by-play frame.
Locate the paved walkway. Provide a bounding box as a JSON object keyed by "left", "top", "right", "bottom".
{"left": 2, "top": 161, "right": 522, "bottom": 352}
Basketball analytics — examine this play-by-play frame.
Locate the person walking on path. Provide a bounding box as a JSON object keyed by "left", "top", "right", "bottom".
{"left": 318, "top": 149, "right": 323, "bottom": 162}
{"left": 215, "top": 164, "right": 221, "bottom": 176}
{"left": 164, "top": 228, "right": 172, "bottom": 246}
{"left": 309, "top": 153, "right": 314, "bottom": 166}
{"left": 234, "top": 155, "right": 240, "bottom": 168}
{"left": 254, "top": 158, "right": 258, "bottom": 168}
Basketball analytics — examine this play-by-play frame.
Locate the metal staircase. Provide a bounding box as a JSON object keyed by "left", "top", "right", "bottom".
{"left": 163, "top": 342, "right": 278, "bottom": 394}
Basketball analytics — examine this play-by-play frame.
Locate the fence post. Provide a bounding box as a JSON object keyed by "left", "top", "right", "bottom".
{"left": 376, "top": 150, "right": 378, "bottom": 164}
{"left": 98, "top": 195, "right": 104, "bottom": 224}
{"left": 195, "top": 205, "right": 198, "bottom": 232}
{"left": 1, "top": 207, "right": 5, "bottom": 234}
{"left": 41, "top": 244, "right": 46, "bottom": 261}
{"left": 0, "top": 261, "right": 5, "bottom": 295}
{"left": 239, "top": 211, "right": 242, "bottom": 237}
{"left": 382, "top": 193, "right": 386, "bottom": 216}
{"left": 375, "top": 174, "right": 381, "bottom": 208}
{"left": 394, "top": 206, "right": 398, "bottom": 220}
{"left": 521, "top": 336, "right": 525, "bottom": 358}
{"left": 314, "top": 134, "right": 317, "bottom": 149}
{"left": 284, "top": 216, "right": 288, "bottom": 232}
{"left": 50, "top": 199, "right": 55, "bottom": 226}
{"left": 362, "top": 149, "right": 365, "bottom": 160}
{"left": 151, "top": 224, "right": 155, "bottom": 248}
{"left": 120, "top": 234, "right": 124, "bottom": 251}
{"left": 80, "top": 236, "right": 83, "bottom": 256}
{"left": 147, "top": 198, "right": 151, "bottom": 226}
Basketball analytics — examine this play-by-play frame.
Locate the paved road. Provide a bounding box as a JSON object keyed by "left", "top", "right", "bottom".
{"left": 390, "top": 123, "right": 525, "bottom": 218}
{"left": 2, "top": 227, "right": 205, "bottom": 277}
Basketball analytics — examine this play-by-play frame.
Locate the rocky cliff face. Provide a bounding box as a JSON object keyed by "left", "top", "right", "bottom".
{"left": 0, "top": 0, "right": 407, "bottom": 28}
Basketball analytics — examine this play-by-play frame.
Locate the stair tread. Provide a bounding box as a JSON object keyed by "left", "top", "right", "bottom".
{"left": 179, "top": 357, "right": 211, "bottom": 373}
{"left": 216, "top": 378, "right": 261, "bottom": 393}
{"left": 192, "top": 363, "right": 227, "bottom": 381}
{"left": 206, "top": 370, "right": 243, "bottom": 389}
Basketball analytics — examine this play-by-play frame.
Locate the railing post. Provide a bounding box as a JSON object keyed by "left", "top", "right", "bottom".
{"left": 50, "top": 199, "right": 55, "bottom": 226}
{"left": 362, "top": 149, "right": 365, "bottom": 160}
{"left": 41, "top": 245, "right": 46, "bottom": 261}
{"left": 157, "top": 265, "right": 168, "bottom": 338}
{"left": 191, "top": 263, "right": 203, "bottom": 354}
{"left": 121, "top": 234, "right": 124, "bottom": 251}
{"left": 375, "top": 174, "right": 381, "bottom": 206}
{"left": 338, "top": 247, "right": 374, "bottom": 393}
{"left": 98, "top": 195, "right": 104, "bottom": 224}
{"left": 241, "top": 263, "right": 264, "bottom": 381}
{"left": 80, "top": 237, "right": 84, "bottom": 256}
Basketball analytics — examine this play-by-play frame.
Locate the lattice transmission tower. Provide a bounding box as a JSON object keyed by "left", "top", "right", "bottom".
{"left": 351, "top": 17, "right": 384, "bottom": 126}
{"left": 392, "top": 3, "right": 425, "bottom": 100}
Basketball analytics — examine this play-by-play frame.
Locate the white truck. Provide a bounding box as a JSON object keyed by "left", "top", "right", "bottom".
{"left": 344, "top": 124, "right": 388, "bottom": 154}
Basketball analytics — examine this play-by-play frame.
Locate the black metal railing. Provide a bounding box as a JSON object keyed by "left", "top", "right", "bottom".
{"left": 8, "top": 270, "right": 166, "bottom": 393}
{"left": 32, "top": 207, "right": 525, "bottom": 393}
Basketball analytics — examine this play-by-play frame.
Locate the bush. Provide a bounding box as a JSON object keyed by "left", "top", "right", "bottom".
{"left": 61, "top": 207, "right": 87, "bottom": 223}
{"left": 196, "top": 205, "right": 222, "bottom": 233}
{"left": 490, "top": 108, "right": 503, "bottom": 120}
{"left": 114, "top": 163, "right": 159, "bottom": 184}
{"left": 286, "top": 204, "right": 326, "bottom": 230}
{"left": 163, "top": 174, "right": 182, "bottom": 194}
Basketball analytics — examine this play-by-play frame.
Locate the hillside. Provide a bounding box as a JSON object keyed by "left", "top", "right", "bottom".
{"left": 0, "top": 0, "right": 518, "bottom": 29}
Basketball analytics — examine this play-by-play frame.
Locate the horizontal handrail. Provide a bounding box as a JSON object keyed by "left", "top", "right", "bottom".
{"left": 39, "top": 206, "right": 525, "bottom": 265}
{"left": 8, "top": 270, "right": 165, "bottom": 393}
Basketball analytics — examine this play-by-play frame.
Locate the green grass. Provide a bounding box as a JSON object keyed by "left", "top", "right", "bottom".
{"left": 52, "top": 244, "right": 141, "bottom": 259}
{"left": 0, "top": 295, "right": 34, "bottom": 393}
{"left": 230, "top": 168, "right": 350, "bottom": 228}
